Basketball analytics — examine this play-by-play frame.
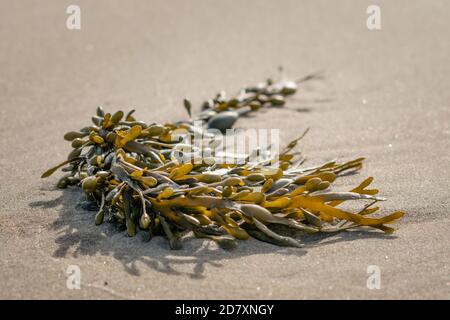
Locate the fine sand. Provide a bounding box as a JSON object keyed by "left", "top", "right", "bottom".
{"left": 0, "top": 0, "right": 449, "bottom": 299}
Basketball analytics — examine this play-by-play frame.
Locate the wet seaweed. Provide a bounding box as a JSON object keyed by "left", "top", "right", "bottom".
{"left": 42, "top": 73, "right": 404, "bottom": 250}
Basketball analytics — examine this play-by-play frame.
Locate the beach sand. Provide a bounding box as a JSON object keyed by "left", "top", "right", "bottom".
{"left": 0, "top": 0, "right": 449, "bottom": 299}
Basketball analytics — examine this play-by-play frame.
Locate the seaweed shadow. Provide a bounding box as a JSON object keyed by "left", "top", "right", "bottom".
{"left": 29, "top": 184, "right": 395, "bottom": 279}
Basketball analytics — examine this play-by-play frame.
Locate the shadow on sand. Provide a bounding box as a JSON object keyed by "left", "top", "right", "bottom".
{"left": 30, "top": 185, "right": 395, "bottom": 279}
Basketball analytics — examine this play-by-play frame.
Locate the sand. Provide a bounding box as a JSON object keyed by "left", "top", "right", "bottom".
{"left": 0, "top": 0, "right": 449, "bottom": 299}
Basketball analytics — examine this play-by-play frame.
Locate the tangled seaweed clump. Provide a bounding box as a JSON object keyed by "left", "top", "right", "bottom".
{"left": 42, "top": 74, "right": 405, "bottom": 250}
